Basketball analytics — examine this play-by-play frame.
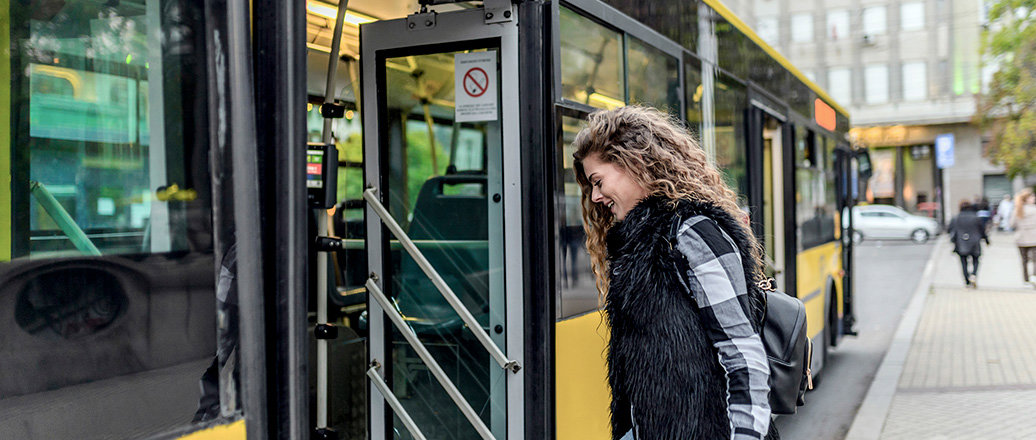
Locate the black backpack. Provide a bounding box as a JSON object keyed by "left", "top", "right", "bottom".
{"left": 755, "top": 277, "right": 813, "bottom": 415}
{"left": 667, "top": 214, "right": 814, "bottom": 415}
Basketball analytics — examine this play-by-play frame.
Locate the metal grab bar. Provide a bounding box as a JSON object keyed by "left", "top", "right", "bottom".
{"left": 366, "top": 279, "right": 496, "bottom": 440}
{"left": 367, "top": 360, "right": 428, "bottom": 440}
{"left": 30, "top": 181, "right": 101, "bottom": 256}
{"left": 362, "top": 187, "right": 520, "bottom": 373}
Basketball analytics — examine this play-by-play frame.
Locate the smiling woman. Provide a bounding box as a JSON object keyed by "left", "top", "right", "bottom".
{"left": 570, "top": 106, "right": 777, "bottom": 440}
{"left": 579, "top": 153, "right": 649, "bottom": 221}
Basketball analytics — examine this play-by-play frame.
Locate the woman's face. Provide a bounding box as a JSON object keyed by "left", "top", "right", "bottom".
{"left": 581, "top": 153, "right": 649, "bottom": 221}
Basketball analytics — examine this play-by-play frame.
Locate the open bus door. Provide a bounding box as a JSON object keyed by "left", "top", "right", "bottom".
{"left": 747, "top": 103, "right": 791, "bottom": 293}
{"left": 835, "top": 146, "right": 871, "bottom": 336}
{"left": 358, "top": 5, "right": 525, "bottom": 440}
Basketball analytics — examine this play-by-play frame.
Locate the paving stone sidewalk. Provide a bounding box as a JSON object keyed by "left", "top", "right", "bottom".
{"left": 877, "top": 234, "right": 1036, "bottom": 440}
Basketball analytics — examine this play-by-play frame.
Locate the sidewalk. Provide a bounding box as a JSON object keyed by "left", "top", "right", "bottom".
{"left": 847, "top": 232, "right": 1036, "bottom": 440}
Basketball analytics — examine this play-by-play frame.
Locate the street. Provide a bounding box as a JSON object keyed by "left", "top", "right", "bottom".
{"left": 774, "top": 239, "right": 936, "bottom": 439}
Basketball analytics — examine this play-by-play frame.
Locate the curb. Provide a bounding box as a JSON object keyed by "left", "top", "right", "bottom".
{"left": 844, "top": 237, "right": 946, "bottom": 440}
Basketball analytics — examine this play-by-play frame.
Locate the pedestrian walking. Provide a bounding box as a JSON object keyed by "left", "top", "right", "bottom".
{"left": 996, "top": 194, "right": 1014, "bottom": 232}
{"left": 975, "top": 197, "right": 992, "bottom": 232}
{"left": 1011, "top": 188, "right": 1036, "bottom": 286}
{"left": 572, "top": 106, "right": 777, "bottom": 440}
{"left": 949, "top": 201, "right": 989, "bottom": 288}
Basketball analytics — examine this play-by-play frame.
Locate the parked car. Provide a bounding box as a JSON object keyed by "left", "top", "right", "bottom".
{"left": 851, "top": 205, "right": 941, "bottom": 244}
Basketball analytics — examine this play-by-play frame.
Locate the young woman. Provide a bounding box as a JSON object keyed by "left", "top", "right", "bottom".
{"left": 1012, "top": 188, "right": 1036, "bottom": 285}
{"left": 949, "top": 201, "right": 988, "bottom": 288}
{"left": 572, "top": 106, "right": 777, "bottom": 440}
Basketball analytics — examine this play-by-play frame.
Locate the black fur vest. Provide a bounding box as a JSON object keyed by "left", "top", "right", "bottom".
{"left": 604, "top": 196, "right": 768, "bottom": 440}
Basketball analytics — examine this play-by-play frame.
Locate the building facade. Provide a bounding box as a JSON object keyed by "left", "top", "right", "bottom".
{"left": 725, "top": 0, "right": 1025, "bottom": 221}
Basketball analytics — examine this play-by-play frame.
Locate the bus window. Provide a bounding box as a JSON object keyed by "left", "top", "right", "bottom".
{"left": 825, "top": 136, "right": 838, "bottom": 233}
{"left": 626, "top": 36, "right": 680, "bottom": 113}
{"left": 2, "top": 0, "right": 238, "bottom": 438}
{"left": 714, "top": 75, "right": 749, "bottom": 206}
{"left": 684, "top": 56, "right": 703, "bottom": 136}
{"left": 796, "top": 128, "right": 837, "bottom": 249}
{"left": 559, "top": 6, "right": 625, "bottom": 109}
{"left": 556, "top": 114, "right": 598, "bottom": 319}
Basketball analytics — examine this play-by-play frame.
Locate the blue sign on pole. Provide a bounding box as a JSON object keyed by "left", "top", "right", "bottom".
{"left": 935, "top": 133, "right": 955, "bottom": 169}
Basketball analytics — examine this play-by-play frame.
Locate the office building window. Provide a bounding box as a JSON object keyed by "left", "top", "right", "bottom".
{"left": 757, "top": 17, "right": 779, "bottom": 45}
{"left": 902, "top": 62, "right": 927, "bottom": 100}
{"left": 827, "top": 10, "right": 850, "bottom": 40}
{"left": 865, "top": 64, "right": 889, "bottom": 103}
{"left": 901, "top": 2, "right": 925, "bottom": 31}
{"left": 791, "top": 13, "right": 814, "bottom": 42}
{"left": 828, "top": 67, "right": 852, "bottom": 106}
{"left": 863, "top": 6, "right": 887, "bottom": 36}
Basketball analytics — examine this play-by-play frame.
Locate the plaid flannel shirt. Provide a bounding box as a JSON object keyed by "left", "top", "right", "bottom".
{"left": 673, "top": 215, "right": 772, "bottom": 440}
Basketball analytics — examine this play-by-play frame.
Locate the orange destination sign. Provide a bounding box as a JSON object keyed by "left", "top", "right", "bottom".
{"left": 814, "top": 98, "right": 836, "bottom": 131}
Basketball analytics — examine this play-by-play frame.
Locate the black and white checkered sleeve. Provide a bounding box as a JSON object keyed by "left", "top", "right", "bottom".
{"left": 675, "top": 215, "right": 771, "bottom": 440}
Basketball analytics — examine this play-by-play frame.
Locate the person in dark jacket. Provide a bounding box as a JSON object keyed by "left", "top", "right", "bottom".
{"left": 193, "top": 244, "right": 240, "bottom": 421}
{"left": 949, "top": 201, "right": 989, "bottom": 288}
{"left": 572, "top": 106, "right": 777, "bottom": 440}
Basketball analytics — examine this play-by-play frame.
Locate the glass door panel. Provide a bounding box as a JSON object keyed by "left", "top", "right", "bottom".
{"left": 379, "top": 48, "right": 506, "bottom": 440}
{"left": 762, "top": 114, "right": 786, "bottom": 288}
{"left": 361, "top": 9, "right": 522, "bottom": 439}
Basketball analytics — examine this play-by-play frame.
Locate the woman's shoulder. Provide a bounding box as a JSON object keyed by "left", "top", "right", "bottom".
{"left": 676, "top": 215, "right": 739, "bottom": 260}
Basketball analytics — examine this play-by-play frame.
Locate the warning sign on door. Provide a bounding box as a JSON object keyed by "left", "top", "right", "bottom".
{"left": 454, "top": 51, "right": 497, "bottom": 122}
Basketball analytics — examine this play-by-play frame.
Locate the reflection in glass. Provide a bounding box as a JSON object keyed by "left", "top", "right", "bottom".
{"left": 381, "top": 49, "right": 506, "bottom": 439}
{"left": 556, "top": 115, "right": 598, "bottom": 318}
{"left": 626, "top": 36, "right": 680, "bottom": 113}
{"left": 559, "top": 6, "right": 625, "bottom": 109}
{"left": 714, "top": 77, "right": 748, "bottom": 205}
{"left": 713, "top": 9, "right": 750, "bottom": 80}
{"left": 600, "top": 0, "right": 698, "bottom": 50}
{"left": 2, "top": 0, "right": 233, "bottom": 438}
{"left": 795, "top": 129, "right": 836, "bottom": 249}
{"left": 684, "top": 57, "right": 703, "bottom": 137}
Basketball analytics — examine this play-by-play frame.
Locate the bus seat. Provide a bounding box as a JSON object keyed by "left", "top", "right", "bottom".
{"left": 409, "top": 173, "right": 489, "bottom": 241}
{"left": 397, "top": 174, "right": 490, "bottom": 335}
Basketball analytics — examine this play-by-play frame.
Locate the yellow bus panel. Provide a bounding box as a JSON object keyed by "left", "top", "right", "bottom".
{"left": 556, "top": 311, "right": 611, "bottom": 440}
{"left": 1, "top": 0, "right": 10, "bottom": 262}
{"left": 796, "top": 241, "right": 843, "bottom": 338}
{"left": 177, "top": 420, "right": 245, "bottom": 440}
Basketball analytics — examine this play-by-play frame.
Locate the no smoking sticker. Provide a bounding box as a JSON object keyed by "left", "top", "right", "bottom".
{"left": 454, "top": 51, "right": 497, "bottom": 122}
{"left": 463, "top": 67, "right": 489, "bottom": 97}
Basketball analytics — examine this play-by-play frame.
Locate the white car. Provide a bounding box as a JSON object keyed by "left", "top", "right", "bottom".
{"left": 851, "top": 205, "right": 941, "bottom": 244}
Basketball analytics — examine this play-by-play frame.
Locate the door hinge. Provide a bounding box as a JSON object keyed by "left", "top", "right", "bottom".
{"left": 406, "top": 10, "right": 437, "bottom": 31}
{"left": 483, "top": 0, "right": 514, "bottom": 24}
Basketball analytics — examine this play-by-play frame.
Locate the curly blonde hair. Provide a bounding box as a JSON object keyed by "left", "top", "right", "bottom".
{"left": 572, "top": 106, "right": 764, "bottom": 303}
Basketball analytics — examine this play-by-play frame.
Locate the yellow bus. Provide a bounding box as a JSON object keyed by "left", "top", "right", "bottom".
{"left": 0, "top": 0, "right": 868, "bottom": 439}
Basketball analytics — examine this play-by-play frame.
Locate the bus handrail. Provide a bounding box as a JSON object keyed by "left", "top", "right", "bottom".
{"left": 29, "top": 181, "right": 102, "bottom": 256}
{"left": 366, "top": 360, "right": 428, "bottom": 440}
{"left": 366, "top": 279, "right": 496, "bottom": 440}
{"left": 363, "top": 187, "right": 521, "bottom": 374}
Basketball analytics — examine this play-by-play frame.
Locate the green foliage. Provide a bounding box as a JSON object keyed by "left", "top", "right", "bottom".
{"left": 979, "top": 0, "right": 1036, "bottom": 179}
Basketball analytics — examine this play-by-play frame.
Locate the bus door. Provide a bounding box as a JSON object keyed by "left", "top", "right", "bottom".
{"left": 836, "top": 147, "right": 871, "bottom": 336}
{"left": 359, "top": 6, "right": 524, "bottom": 440}
{"left": 749, "top": 104, "right": 790, "bottom": 292}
